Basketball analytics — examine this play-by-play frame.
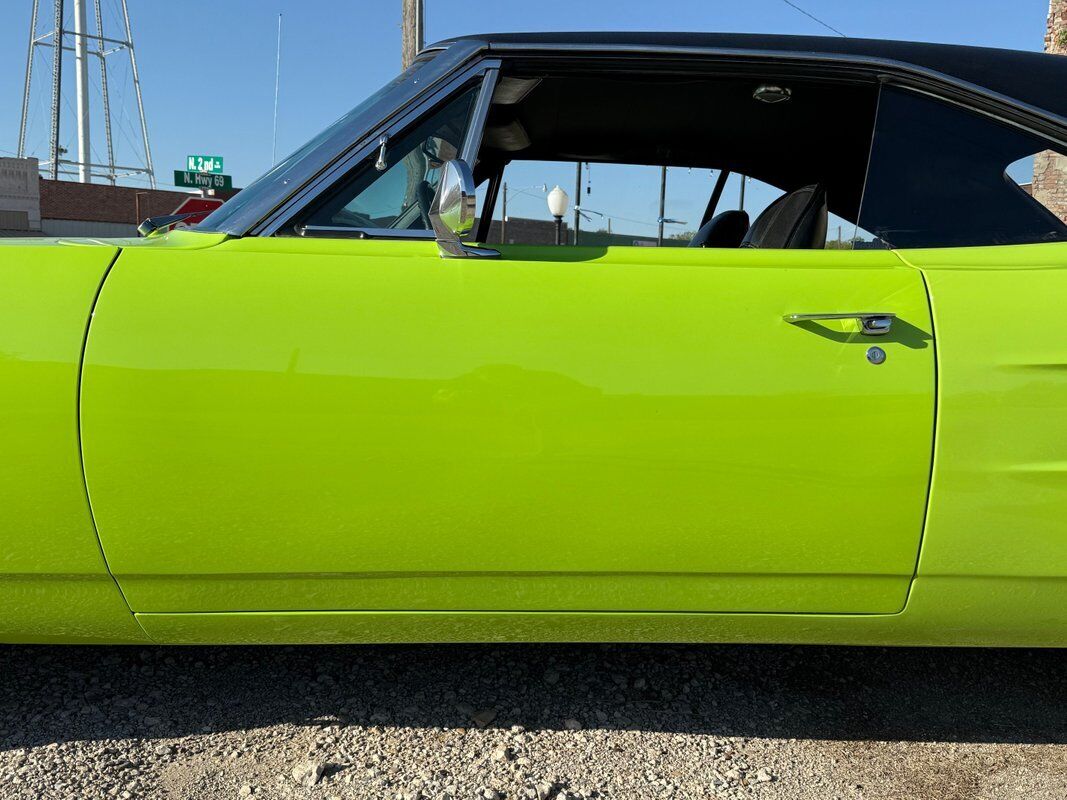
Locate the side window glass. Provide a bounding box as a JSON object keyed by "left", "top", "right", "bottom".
{"left": 488, "top": 161, "right": 691, "bottom": 246}
{"left": 475, "top": 71, "right": 879, "bottom": 251}
{"left": 298, "top": 85, "right": 479, "bottom": 233}
{"left": 483, "top": 163, "right": 881, "bottom": 250}
{"left": 859, "top": 86, "right": 1067, "bottom": 248}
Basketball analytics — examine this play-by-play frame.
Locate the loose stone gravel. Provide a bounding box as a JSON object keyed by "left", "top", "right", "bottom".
{"left": 0, "top": 644, "right": 1065, "bottom": 799}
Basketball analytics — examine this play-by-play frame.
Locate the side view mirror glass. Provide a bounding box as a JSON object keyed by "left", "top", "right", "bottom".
{"left": 429, "top": 159, "right": 499, "bottom": 259}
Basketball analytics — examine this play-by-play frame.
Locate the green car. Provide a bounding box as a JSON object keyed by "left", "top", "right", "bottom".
{"left": 3, "top": 32, "right": 1066, "bottom": 645}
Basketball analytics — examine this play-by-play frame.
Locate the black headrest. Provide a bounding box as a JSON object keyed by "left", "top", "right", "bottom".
{"left": 688, "top": 209, "right": 750, "bottom": 248}
{"left": 741, "top": 185, "right": 827, "bottom": 249}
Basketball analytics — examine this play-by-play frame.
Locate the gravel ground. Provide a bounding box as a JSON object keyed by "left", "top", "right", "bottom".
{"left": 1, "top": 644, "right": 1065, "bottom": 799}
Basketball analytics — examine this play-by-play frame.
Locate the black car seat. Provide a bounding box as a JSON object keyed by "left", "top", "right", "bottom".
{"left": 688, "top": 209, "right": 750, "bottom": 248}
{"left": 741, "top": 184, "right": 827, "bottom": 249}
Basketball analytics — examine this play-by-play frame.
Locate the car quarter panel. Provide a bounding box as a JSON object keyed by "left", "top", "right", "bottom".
{"left": 0, "top": 240, "right": 147, "bottom": 643}
{"left": 81, "top": 236, "right": 933, "bottom": 618}
{"left": 899, "top": 243, "right": 1067, "bottom": 592}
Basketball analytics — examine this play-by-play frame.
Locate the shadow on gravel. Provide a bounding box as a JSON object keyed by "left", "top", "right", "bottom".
{"left": 1, "top": 644, "right": 1065, "bottom": 751}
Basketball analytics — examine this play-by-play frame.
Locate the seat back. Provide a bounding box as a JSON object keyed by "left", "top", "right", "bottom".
{"left": 688, "top": 209, "right": 750, "bottom": 248}
{"left": 741, "top": 185, "right": 827, "bottom": 249}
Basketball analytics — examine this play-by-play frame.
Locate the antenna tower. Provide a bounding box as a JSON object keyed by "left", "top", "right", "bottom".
{"left": 17, "top": 0, "right": 155, "bottom": 187}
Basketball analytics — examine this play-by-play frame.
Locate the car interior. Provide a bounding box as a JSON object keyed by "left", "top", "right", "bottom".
{"left": 297, "top": 66, "right": 882, "bottom": 248}
{"left": 472, "top": 69, "right": 880, "bottom": 248}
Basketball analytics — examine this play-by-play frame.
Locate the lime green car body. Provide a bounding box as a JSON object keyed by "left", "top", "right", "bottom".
{"left": 3, "top": 32, "right": 1066, "bottom": 645}
{"left": 2, "top": 230, "right": 1066, "bottom": 645}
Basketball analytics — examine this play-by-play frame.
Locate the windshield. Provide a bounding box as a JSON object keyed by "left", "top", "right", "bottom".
{"left": 196, "top": 52, "right": 445, "bottom": 235}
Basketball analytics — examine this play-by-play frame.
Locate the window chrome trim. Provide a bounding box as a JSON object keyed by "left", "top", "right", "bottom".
{"left": 258, "top": 59, "right": 501, "bottom": 238}
{"left": 294, "top": 225, "right": 436, "bottom": 240}
{"left": 459, "top": 68, "right": 499, "bottom": 167}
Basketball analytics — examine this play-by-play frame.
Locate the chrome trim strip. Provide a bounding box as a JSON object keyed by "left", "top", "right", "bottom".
{"left": 294, "top": 225, "right": 435, "bottom": 240}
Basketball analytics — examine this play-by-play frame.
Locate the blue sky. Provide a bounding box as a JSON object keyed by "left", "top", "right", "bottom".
{"left": 0, "top": 0, "right": 1053, "bottom": 236}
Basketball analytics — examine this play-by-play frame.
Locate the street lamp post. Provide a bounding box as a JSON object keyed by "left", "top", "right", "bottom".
{"left": 547, "top": 185, "right": 569, "bottom": 245}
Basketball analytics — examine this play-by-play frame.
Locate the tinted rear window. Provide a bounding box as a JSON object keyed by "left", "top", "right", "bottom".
{"left": 859, "top": 86, "right": 1067, "bottom": 249}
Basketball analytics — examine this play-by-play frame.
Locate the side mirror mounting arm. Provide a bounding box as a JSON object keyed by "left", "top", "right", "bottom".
{"left": 428, "top": 159, "right": 500, "bottom": 259}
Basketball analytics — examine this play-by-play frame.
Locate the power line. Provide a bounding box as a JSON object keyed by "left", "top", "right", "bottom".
{"left": 507, "top": 191, "right": 660, "bottom": 230}
{"left": 780, "top": 0, "right": 847, "bottom": 37}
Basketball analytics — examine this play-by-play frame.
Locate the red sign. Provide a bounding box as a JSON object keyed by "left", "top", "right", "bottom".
{"left": 172, "top": 196, "right": 224, "bottom": 225}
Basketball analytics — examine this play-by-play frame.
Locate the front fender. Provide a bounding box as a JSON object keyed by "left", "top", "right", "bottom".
{"left": 0, "top": 239, "right": 148, "bottom": 643}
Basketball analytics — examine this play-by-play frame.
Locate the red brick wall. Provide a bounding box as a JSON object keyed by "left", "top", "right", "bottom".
{"left": 39, "top": 180, "right": 198, "bottom": 224}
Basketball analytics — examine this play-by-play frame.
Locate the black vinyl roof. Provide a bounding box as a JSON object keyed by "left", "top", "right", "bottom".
{"left": 439, "top": 32, "right": 1067, "bottom": 121}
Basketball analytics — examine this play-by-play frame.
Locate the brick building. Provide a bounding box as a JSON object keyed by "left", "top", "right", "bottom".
{"left": 38, "top": 177, "right": 198, "bottom": 237}
{"left": 0, "top": 158, "right": 41, "bottom": 234}
{"left": 1034, "top": 0, "right": 1067, "bottom": 221}
{"left": 484, "top": 216, "right": 670, "bottom": 247}
{"left": 0, "top": 156, "right": 230, "bottom": 238}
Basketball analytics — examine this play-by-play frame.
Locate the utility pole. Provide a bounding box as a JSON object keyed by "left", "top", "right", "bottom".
{"left": 401, "top": 0, "right": 424, "bottom": 69}
{"left": 500, "top": 182, "right": 507, "bottom": 244}
{"left": 572, "top": 162, "right": 582, "bottom": 245}
{"left": 657, "top": 166, "right": 667, "bottom": 246}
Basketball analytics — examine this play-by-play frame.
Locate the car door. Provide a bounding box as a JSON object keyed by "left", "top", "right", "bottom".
{"left": 80, "top": 61, "right": 935, "bottom": 619}
{"left": 81, "top": 232, "right": 933, "bottom": 616}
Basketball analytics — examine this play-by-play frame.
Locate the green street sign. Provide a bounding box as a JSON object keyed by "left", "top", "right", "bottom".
{"left": 186, "top": 154, "right": 224, "bottom": 174}
{"left": 174, "top": 170, "right": 233, "bottom": 191}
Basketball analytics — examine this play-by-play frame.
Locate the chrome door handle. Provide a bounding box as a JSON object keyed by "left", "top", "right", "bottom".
{"left": 784, "top": 312, "right": 895, "bottom": 336}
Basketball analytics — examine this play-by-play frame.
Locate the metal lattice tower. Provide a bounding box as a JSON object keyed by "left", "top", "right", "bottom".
{"left": 18, "top": 0, "right": 155, "bottom": 187}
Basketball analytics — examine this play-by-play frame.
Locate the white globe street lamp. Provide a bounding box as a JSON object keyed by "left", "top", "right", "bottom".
{"left": 547, "top": 185, "right": 569, "bottom": 245}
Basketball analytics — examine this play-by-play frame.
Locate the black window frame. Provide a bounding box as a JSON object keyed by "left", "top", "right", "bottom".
{"left": 246, "top": 47, "right": 1067, "bottom": 246}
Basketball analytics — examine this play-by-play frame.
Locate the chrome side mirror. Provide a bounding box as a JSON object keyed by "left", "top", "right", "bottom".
{"left": 429, "top": 159, "right": 499, "bottom": 258}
